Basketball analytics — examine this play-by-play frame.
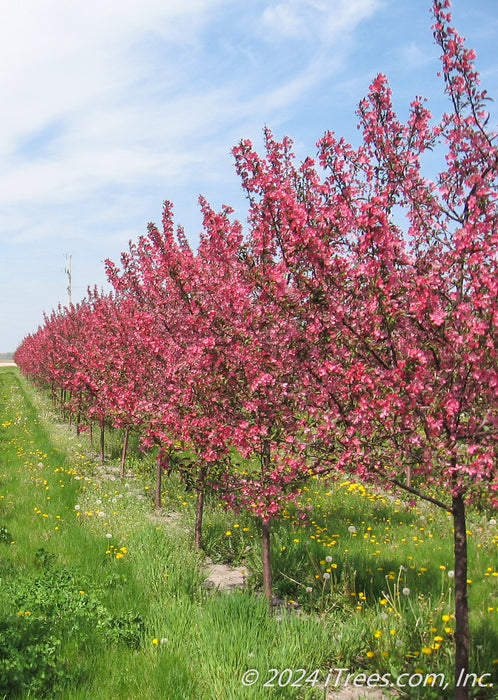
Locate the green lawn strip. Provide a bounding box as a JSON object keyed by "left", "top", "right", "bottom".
{"left": 1, "top": 367, "right": 497, "bottom": 699}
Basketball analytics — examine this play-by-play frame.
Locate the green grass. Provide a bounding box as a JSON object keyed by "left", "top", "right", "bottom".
{"left": 0, "top": 366, "right": 497, "bottom": 699}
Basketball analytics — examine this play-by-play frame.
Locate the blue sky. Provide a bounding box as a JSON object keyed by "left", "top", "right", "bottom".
{"left": 1, "top": 0, "right": 497, "bottom": 353}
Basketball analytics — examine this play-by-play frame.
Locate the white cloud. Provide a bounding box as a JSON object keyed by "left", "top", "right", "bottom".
{"left": 0, "top": 0, "right": 384, "bottom": 222}
{"left": 261, "top": 0, "right": 381, "bottom": 43}
{"left": 0, "top": 0, "right": 231, "bottom": 214}
{"left": 0, "top": 0, "right": 226, "bottom": 153}
{"left": 399, "top": 40, "right": 434, "bottom": 69}
{"left": 0, "top": 0, "right": 389, "bottom": 350}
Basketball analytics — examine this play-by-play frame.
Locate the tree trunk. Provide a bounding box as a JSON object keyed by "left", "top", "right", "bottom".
{"left": 155, "top": 453, "right": 162, "bottom": 510}
{"left": 406, "top": 464, "right": 412, "bottom": 488}
{"left": 262, "top": 517, "right": 272, "bottom": 610}
{"left": 99, "top": 419, "right": 105, "bottom": 463}
{"left": 120, "top": 426, "right": 130, "bottom": 478}
{"left": 195, "top": 488, "right": 204, "bottom": 550}
{"left": 453, "top": 493, "right": 470, "bottom": 700}
{"left": 260, "top": 438, "right": 273, "bottom": 611}
{"left": 89, "top": 422, "right": 93, "bottom": 446}
{"left": 194, "top": 465, "right": 207, "bottom": 550}
{"left": 67, "top": 391, "right": 72, "bottom": 428}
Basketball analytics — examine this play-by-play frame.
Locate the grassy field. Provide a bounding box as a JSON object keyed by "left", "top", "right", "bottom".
{"left": 0, "top": 366, "right": 496, "bottom": 699}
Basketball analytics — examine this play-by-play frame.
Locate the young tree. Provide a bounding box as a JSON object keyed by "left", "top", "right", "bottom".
{"left": 232, "top": 1, "right": 497, "bottom": 694}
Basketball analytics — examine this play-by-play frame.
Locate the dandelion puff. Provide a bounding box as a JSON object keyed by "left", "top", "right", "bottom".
{"left": 402, "top": 587, "right": 411, "bottom": 596}
{"left": 489, "top": 518, "right": 497, "bottom": 526}
{"left": 348, "top": 526, "right": 356, "bottom": 533}
{"left": 74, "top": 505, "right": 80, "bottom": 511}
{"left": 325, "top": 555, "right": 333, "bottom": 563}
{"left": 105, "top": 533, "right": 112, "bottom": 539}
{"left": 305, "top": 587, "right": 313, "bottom": 593}
{"left": 448, "top": 570, "right": 455, "bottom": 579}
{"left": 323, "top": 572, "right": 331, "bottom": 580}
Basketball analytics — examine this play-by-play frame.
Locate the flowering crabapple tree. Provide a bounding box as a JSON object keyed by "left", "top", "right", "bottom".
{"left": 105, "top": 204, "right": 239, "bottom": 545}
{"left": 106, "top": 200, "right": 318, "bottom": 599}
{"left": 184, "top": 196, "right": 323, "bottom": 602}
{"left": 232, "top": 1, "right": 497, "bottom": 694}
{"left": 79, "top": 289, "right": 158, "bottom": 475}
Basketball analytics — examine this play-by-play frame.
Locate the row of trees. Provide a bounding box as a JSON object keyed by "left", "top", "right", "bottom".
{"left": 15, "top": 3, "right": 497, "bottom": 698}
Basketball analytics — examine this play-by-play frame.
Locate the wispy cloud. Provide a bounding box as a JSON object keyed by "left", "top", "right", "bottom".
{"left": 0, "top": 0, "right": 382, "bottom": 229}
{"left": 261, "top": 0, "right": 381, "bottom": 43}
{"left": 5, "top": 0, "right": 495, "bottom": 352}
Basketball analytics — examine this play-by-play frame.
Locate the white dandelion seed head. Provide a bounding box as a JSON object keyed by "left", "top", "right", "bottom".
{"left": 402, "top": 587, "right": 411, "bottom": 596}
{"left": 489, "top": 518, "right": 497, "bottom": 526}
{"left": 348, "top": 525, "right": 356, "bottom": 533}
{"left": 325, "top": 555, "right": 333, "bottom": 563}
{"left": 447, "top": 570, "right": 455, "bottom": 579}
{"left": 323, "top": 572, "right": 331, "bottom": 580}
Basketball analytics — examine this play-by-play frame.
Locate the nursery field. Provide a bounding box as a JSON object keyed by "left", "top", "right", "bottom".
{"left": 0, "top": 365, "right": 496, "bottom": 699}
